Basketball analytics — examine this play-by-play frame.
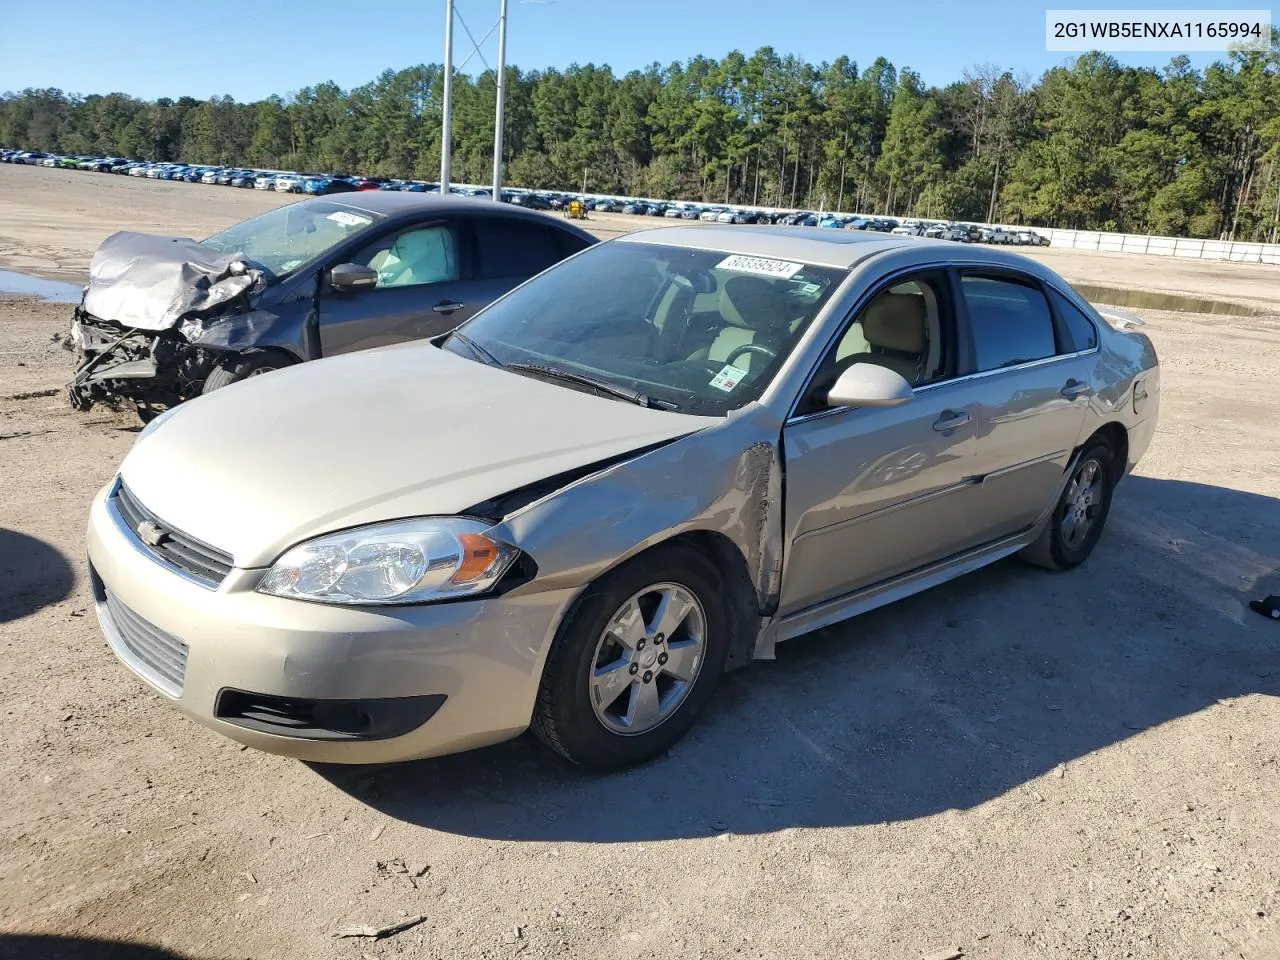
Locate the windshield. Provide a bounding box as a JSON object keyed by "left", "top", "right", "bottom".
{"left": 200, "top": 200, "right": 378, "bottom": 281}
{"left": 443, "top": 241, "right": 847, "bottom": 416}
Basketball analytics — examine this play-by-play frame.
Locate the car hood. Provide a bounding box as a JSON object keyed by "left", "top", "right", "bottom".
{"left": 82, "top": 230, "right": 267, "bottom": 331}
{"left": 118, "top": 342, "right": 716, "bottom": 568}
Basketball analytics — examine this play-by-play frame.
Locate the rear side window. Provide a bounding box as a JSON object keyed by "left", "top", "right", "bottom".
{"left": 553, "top": 229, "right": 592, "bottom": 259}
{"left": 473, "top": 219, "right": 575, "bottom": 280}
{"left": 1047, "top": 287, "right": 1099, "bottom": 352}
{"left": 959, "top": 274, "right": 1057, "bottom": 372}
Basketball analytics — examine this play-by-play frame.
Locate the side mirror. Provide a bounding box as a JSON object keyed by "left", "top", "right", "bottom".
{"left": 826, "top": 362, "right": 913, "bottom": 409}
{"left": 329, "top": 262, "right": 378, "bottom": 292}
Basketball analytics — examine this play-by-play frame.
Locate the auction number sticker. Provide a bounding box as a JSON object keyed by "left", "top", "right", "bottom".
{"left": 716, "top": 254, "right": 804, "bottom": 279}
{"left": 327, "top": 211, "right": 372, "bottom": 227}
{"left": 709, "top": 363, "right": 748, "bottom": 392}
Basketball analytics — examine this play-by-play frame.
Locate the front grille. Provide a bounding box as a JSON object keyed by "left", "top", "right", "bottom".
{"left": 111, "top": 482, "right": 233, "bottom": 587}
{"left": 103, "top": 588, "right": 188, "bottom": 696}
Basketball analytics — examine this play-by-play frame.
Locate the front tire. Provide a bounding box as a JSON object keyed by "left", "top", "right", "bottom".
{"left": 531, "top": 543, "right": 728, "bottom": 771}
{"left": 202, "top": 352, "right": 291, "bottom": 394}
{"left": 1019, "top": 437, "right": 1116, "bottom": 571}
{"left": 134, "top": 402, "right": 168, "bottom": 424}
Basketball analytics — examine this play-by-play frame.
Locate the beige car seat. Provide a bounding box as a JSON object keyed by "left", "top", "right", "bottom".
{"left": 686, "top": 275, "right": 797, "bottom": 372}
{"left": 839, "top": 292, "right": 928, "bottom": 383}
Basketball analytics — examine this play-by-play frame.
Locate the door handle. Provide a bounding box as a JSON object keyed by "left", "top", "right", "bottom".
{"left": 432, "top": 300, "right": 465, "bottom": 315}
{"left": 1061, "top": 378, "right": 1092, "bottom": 400}
{"left": 932, "top": 410, "right": 971, "bottom": 432}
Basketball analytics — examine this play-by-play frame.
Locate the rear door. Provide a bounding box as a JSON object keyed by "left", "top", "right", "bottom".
{"left": 954, "top": 269, "right": 1098, "bottom": 542}
{"left": 317, "top": 218, "right": 476, "bottom": 356}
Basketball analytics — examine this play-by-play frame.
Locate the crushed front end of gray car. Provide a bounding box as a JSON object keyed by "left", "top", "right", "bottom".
{"left": 66, "top": 230, "right": 270, "bottom": 420}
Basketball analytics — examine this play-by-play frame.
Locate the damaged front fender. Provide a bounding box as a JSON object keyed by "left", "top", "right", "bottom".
{"left": 179, "top": 307, "right": 313, "bottom": 359}
{"left": 488, "top": 403, "right": 785, "bottom": 667}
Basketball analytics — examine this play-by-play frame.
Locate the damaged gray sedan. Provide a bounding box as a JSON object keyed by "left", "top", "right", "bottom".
{"left": 67, "top": 192, "right": 595, "bottom": 421}
{"left": 86, "top": 226, "right": 1159, "bottom": 770}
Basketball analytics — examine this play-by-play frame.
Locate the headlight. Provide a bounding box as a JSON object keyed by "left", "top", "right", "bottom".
{"left": 257, "top": 517, "right": 519, "bottom": 605}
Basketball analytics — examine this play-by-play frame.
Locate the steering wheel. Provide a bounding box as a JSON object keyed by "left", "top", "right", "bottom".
{"left": 722, "top": 343, "right": 777, "bottom": 368}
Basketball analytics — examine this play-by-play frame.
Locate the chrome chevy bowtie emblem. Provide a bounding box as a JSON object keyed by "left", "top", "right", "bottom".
{"left": 135, "top": 519, "right": 168, "bottom": 547}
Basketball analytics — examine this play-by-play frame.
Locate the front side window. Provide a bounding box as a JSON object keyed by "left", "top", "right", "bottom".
{"left": 795, "top": 274, "right": 953, "bottom": 416}
{"left": 442, "top": 241, "right": 846, "bottom": 416}
{"left": 201, "top": 201, "right": 378, "bottom": 281}
{"left": 350, "top": 224, "right": 459, "bottom": 288}
{"left": 959, "top": 274, "right": 1057, "bottom": 372}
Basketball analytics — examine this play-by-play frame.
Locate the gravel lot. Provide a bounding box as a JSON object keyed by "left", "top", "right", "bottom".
{"left": 1, "top": 163, "right": 1279, "bottom": 960}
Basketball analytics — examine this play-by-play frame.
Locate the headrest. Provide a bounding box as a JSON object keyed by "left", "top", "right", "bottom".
{"left": 862, "top": 292, "right": 926, "bottom": 353}
{"left": 721, "top": 275, "right": 792, "bottom": 331}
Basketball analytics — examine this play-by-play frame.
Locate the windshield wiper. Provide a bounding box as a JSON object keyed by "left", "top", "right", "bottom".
{"left": 505, "top": 362, "right": 679, "bottom": 410}
{"left": 447, "top": 330, "right": 503, "bottom": 367}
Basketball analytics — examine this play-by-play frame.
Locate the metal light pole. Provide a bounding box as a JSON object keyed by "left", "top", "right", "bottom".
{"left": 491, "top": 0, "right": 508, "bottom": 199}
{"left": 440, "top": 0, "right": 455, "bottom": 193}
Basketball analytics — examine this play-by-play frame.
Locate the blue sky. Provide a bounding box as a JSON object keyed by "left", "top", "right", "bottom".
{"left": 0, "top": 0, "right": 1234, "bottom": 101}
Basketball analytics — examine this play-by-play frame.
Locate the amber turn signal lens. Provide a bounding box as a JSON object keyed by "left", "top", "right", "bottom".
{"left": 454, "top": 533, "right": 502, "bottom": 583}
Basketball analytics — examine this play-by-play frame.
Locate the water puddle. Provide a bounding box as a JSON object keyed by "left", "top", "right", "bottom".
{"left": 1073, "top": 283, "right": 1262, "bottom": 317}
{"left": 0, "top": 269, "right": 83, "bottom": 303}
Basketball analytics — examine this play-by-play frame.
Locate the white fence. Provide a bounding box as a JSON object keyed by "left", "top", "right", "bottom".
{"left": 1038, "top": 228, "right": 1280, "bottom": 264}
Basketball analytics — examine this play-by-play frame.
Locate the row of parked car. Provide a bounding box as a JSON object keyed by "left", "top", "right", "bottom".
{"left": 0, "top": 149, "right": 473, "bottom": 196}
{"left": 1, "top": 147, "right": 1051, "bottom": 245}
{"left": 476, "top": 195, "right": 1048, "bottom": 244}
{"left": 892, "top": 220, "right": 1051, "bottom": 245}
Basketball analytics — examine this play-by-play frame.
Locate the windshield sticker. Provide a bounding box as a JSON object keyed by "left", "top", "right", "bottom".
{"left": 716, "top": 254, "right": 804, "bottom": 279}
{"left": 326, "top": 211, "right": 372, "bottom": 228}
{"left": 709, "top": 363, "right": 748, "bottom": 392}
{"left": 277, "top": 259, "right": 303, "bottom": 273}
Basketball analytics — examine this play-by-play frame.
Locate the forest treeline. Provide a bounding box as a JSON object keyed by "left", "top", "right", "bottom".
{"left": 3, "top": 40, "right": 1279, "bottom": 239}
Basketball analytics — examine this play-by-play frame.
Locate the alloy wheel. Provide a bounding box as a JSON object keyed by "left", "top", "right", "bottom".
{"left": 588, "top": 582, "right": 706, "bottom": 736}
{"left": 1061, "top": 457, "right": 1104, "bottom": 548}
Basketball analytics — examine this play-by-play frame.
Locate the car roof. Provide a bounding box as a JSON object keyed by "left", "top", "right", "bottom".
{"left": 614, "top": 224, "right": 925, "bottom": 268}
{"left": 318, "top": 191, "right": 595, "bottom": 233}
{"left": 612, "top": 224, "right": 1057, "bottom": 274}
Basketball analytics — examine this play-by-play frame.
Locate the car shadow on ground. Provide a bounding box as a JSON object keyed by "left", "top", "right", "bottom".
{"left": 314, "top": 476, "right": 1280, "bottom": 842}
{"left": 0, "top": 934, "right": 198, "bottom": 960}
{"left": 0, "top": 528, "right": 74, "bottom": 623}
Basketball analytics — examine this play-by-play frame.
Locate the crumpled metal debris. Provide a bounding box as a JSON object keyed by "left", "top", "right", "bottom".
{"left": 82, "top": 230, "right": 267, "bottom": 332}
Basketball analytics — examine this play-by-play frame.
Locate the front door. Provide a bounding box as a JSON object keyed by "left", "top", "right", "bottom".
{"left": 318, "top": 220, "right": 481, "bottom": 356}
{"left": 777, "top": 271, "right": 984, "bottom": 616}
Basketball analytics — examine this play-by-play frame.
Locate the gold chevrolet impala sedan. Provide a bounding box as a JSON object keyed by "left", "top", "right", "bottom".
{"left": 87, "top": 226, "right": 1160, "bottom": 770}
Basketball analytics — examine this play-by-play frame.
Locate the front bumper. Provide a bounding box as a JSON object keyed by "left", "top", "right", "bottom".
{"left": 86, "top": 481, "right": 578, "bottom": 763}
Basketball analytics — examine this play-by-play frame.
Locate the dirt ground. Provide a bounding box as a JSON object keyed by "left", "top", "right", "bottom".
{"left": 1, "top": 163, "right": 1279, "bottom": 960}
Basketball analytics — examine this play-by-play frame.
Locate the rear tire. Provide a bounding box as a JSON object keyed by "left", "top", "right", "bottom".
{"left": 1019, "top": 437, "right": 1116, "bottom": 571}
{"left": 202, "top": 353, "right": 292, "bottom": 394}
{"left": 531, "top": 543, "right": 728, "bottom": 771}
